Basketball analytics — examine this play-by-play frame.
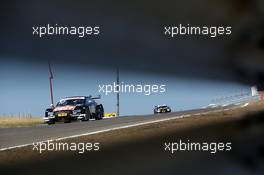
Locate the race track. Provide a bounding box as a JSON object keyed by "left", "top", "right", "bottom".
{"left": 0, "top": 107, "right": 228, "bottom": 151}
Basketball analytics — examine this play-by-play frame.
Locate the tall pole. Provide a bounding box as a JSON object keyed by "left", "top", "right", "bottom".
{"left": 48, "top": 62, "right": 54, "bottom": 107}
{"left": 116, "top": 68, "right": 120, "bottom": 117}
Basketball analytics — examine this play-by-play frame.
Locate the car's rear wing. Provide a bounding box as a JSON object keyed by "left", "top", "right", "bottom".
{"left": 90, "top": 95, "right": 101, "bottom": 100}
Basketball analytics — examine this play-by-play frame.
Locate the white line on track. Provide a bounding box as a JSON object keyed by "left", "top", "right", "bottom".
{"left": 0, "top": 114, "right": 192, "bottom": 151}
{"left": 0, "top": 105, "right": 243, "bottom": 152}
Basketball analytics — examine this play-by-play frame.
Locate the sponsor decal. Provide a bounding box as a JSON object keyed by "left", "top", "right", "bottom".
{"left": 53, "top": 105, "right": 76, "bottom": 112}
{"left": 104, "top": 113, "right": 117, "bottom": 118}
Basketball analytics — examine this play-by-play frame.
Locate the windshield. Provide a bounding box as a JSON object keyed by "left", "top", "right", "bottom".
{"left": 159, "top": 106, "right": 168, "bottom": 108}
{"left": 57, "top": 99, "right": 85, "bottom": 106}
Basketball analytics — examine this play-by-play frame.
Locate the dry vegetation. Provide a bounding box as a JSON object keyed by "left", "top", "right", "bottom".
{"left": 0, "top": 117, "right": 42, "bottom": 128}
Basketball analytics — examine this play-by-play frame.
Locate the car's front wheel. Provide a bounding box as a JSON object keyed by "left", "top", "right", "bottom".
{"left": 83, "top": 108, "right": 90, "bottom": 121}
{"left": 47, "top": 121, "right": 55, "bottom": 125}
{"left": 64, "top": 118, "right": 71, "bottom": 123}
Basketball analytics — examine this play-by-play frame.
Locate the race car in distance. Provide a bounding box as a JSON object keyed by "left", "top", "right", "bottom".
{"left": 154, "top": 105, "right": 171, "bottom": 114}
{"left": 44, "top": 96, "right": 104, "bottom": 124}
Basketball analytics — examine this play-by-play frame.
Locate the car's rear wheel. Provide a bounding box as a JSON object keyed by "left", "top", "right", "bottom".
{"left": 95, "top": 105, "right": 104, "bottom": 120}
{"left": 95, "top": 113, "right": 103, "bottom": 120}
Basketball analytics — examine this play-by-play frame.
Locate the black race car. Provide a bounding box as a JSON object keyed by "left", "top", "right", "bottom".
{"left": 44, "top": 96, "right": 104, "bottom": 124}
{"left": 154, "top": 105, "right": 171, "bottom": 114}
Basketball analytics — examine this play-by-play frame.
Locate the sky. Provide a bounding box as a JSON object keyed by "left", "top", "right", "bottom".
{"left": 0, "top": 59, "right": 251, "bottom": 117}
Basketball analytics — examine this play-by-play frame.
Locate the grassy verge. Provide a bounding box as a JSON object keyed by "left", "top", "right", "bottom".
{"left": 0, "top": 117, "right": 42, "bottom": 128}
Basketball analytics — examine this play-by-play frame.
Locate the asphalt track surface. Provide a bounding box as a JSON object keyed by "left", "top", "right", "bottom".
{"left": 0, "top": 107, "right": 227, "bottom": 151}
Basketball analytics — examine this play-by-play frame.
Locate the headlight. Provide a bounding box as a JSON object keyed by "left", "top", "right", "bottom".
{"left": 48, "top": 115, "right": 55, "bottom": 119}
{"left": 73, "top": 109, "right": 81, "bottom": 114}
{"left": 47, "top": 112, "right": 53, "bottom": 117}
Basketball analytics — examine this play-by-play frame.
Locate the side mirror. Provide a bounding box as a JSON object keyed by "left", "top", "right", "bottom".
{"left": 45, "top": 108, "right": 53, "bottom": 113}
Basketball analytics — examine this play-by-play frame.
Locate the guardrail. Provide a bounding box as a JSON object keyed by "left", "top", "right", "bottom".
{"left": 211, "top": 91, "right": 261, "bottom": 106}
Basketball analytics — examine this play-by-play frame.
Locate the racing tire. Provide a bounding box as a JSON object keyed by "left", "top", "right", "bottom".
{"left": 64, "top": 119, "right": 71, "bottom": 123}
{"left": 47, "top": 121, "right": 55, "bottom": 125}
{"left": 95, "top": 104, "right": 104, "bottom": 120}
{"left": 95, "top": 114, "right": 103, "bottom": 120}
{"left": 83, "top": 108, "right": 91, "bottom": 121}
